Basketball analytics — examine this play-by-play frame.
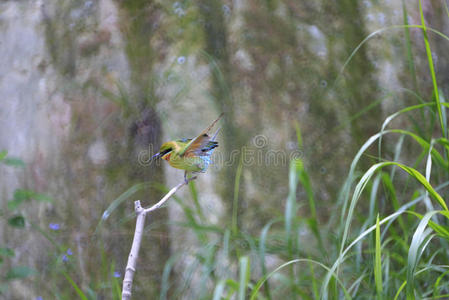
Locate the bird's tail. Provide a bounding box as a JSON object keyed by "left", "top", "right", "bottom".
{"left": 200, "top": 113, "right": 224, "bottom": 136}
{"left": 211, "top": 127, "right": 221, "bottom": 142}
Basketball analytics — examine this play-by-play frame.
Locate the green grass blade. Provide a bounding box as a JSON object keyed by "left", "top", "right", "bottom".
{"left": 393, "top": 281, "right": 407, "bottom": 300}
{"left": 378, "top": 103, "right": 433, "bottom": 162}
{"left": 110, "top": 262, "right": 121, "bottom": 300}
{"left": 401, "top": 0, "right": 418, "bottom": 91}
{"left": 286, "top": 159, "right": 301, "bottom": 256}
{"left": 423, "top": 140, "right": 436, "bottom": 212}
{"left": 375, "top": 214, "right": 383, "bottom": 299}
{"left": 238, "top": 256, "right": 250, "bottom": 300}
{"left": 212, "top": 280, "right": 227, "bottom": 300}
{"left": 160, "top": 254, "right": 181, "bottom": 300}
{"left": 259, "top": 218, "right": 282, "bottom": 300}
{"left": 96, "top": 182, "right": 149, "bottom": 231}
{"left": 294, "top": 120, "right": 303, "bottom": 149}
{"left": 232, "top": 156, "right": 243, "bottom": 236}
{"left": 406, "top": 210, "right": 439, "bottom": 298}
{"left": 188, "top": 180, "right": 206, "bottom": 222}
{"left": 381, "top": 172, "right": 407, "bottom": 236}
{"left": 419, "top": 0, "right": 444, "bottom": 137}
{"left": 434, "top": 269, "right": 449, "bottom": 297}
{"left": 296, "top": 159, "right": 322, "bottom": 249}
{"left": 62, "top": 272, "right": 88, "bottom": 300}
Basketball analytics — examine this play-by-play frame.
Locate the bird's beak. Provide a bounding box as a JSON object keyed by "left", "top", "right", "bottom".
{"left": 152, "top": 152, "right": 161, "bottom": 160}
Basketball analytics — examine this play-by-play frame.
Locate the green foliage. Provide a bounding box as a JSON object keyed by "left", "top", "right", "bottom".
{"left": 0, "top": 150, "right": 24, "bottom": 168}
{"left": 8, "top": 215, "right": 25, "bottom": 228}
{"left": 6, "top": 266, "right": 36, "bottom": 280}
{"left": 8, "top": 189, "right": 52, "bottom": 211}
{"left": 0, "top": 248, "right": 14, "bottom": 258}
{"left": 0, "top": 150, "right": 7, "bottom": 161}
{"left": 374, "top": 214, "right": 383, "bottom": 299}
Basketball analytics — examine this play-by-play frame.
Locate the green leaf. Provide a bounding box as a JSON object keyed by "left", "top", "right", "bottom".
{"left": 6, "top": 266, "right": 36, "bottom": 280}
{"left": 8, "top": 190, "right": 30, "bottom": 210}
{"left": 8, "top": 215, "right": 25, "bottom": 228}
{"left": 0, "top": 248, "right": 15, "bottom": 257}
{"left": 14, "top": 189, "right": 35, "bottom": 201}
{"left": 8, "top": 189, "right": 53, "bottom": 210}
{"left": 8, "top": 190, "right": 31, "bottom": 210}
{"left": 8, "top": 200, "right": 24, "bottom": 211}
{"left": 2, "top": 157, "right": 25, "bottom": 167}
{"left": 34, "top": 193, "right": 53, "bottom": 202}
{"left": 0, "top": 150, "right": 7, "bottom": 161}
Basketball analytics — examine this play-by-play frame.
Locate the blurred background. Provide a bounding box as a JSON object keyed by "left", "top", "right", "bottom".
{"left": 1, "top": 0, "right": 449, "bottom": 299}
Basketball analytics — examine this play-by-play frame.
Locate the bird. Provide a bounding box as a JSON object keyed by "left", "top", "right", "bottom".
{"left": 152, "top": 113, "right": 223, "bottom": 182}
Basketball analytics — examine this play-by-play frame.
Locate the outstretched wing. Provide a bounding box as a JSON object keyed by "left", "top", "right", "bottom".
{"left": 179, "top": 113, "right": 223, "bottom": 157}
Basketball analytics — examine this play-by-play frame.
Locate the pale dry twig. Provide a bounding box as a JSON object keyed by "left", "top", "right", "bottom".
{"left": 122, "top": 176, "right": 197, "bottom": 300}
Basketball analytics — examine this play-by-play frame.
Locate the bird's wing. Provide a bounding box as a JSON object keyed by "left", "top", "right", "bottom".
{"left": 179, "top": 113, "right": 223, "bottom": 157}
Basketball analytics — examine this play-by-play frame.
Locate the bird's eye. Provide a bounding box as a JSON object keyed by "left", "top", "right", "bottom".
{"left": 161, "top": 148, "right": 172, "bottom": 155}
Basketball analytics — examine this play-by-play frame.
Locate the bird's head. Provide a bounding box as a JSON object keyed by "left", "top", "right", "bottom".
{"left": 152, "top": 142, "right": 175, "bottom": 161}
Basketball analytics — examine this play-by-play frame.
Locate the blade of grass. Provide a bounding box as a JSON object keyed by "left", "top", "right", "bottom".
{"left": 381, "top": 172, "right": 407, "bottom": 235}
{"left": 285, "top": 159, "right": 301, "bottom": 257}
{"left": 212, "top": 280, "right": 227, "bottom": 300}
{"left": 96, "top": 182, "right": 150, "bottom": 231}
{"left": 401, "top": 0, "right": 419, "bottom": 91}
{"left": 419, "top": 0, "right": 445, "bottom": 137}
{"left": 297, "top": 158, "right": 323, "bottom": 251}
{"left": 238, "top": 256, "right": 250, "bottom": 300}
{"left": 61, "top": 271, "right": 88, "bottom": 300}
{"left": 393, "top": 281, "right": 407, "bottom": 300}
{"left": 406, "top": 210, "right": 439, "bottom": 298}
{"left": 259, "top": 218, "right": 282, "bottom": 300}
{"left": 433, "top": 269, "right": 449, "bottom": 297}
{"left": 188, "top": 180, "right": 206, "bottom": 222}
{"left": 232, "top": 156, "right": 243, "bottom": 236}
{"left": 375, "top": 214, "right": 383, "bottom": 299}
{"left": 160, "top": 254, "right": 181, "bottom": 300}
{"left": 110, "top": 262, "right": 121, "bottom": 300}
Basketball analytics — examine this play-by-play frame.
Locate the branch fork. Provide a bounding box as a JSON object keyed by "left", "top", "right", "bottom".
{"left": 121, "top": 176, "right": 197, "bottom": 300}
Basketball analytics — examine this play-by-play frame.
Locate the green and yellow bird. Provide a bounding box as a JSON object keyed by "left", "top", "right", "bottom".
{"left": 152, "top": 114, "right": 223, "bottom": 182}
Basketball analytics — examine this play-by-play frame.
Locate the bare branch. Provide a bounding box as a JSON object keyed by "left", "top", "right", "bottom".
{"left": 145, "top": 176, "right": 197, "bottom": 213}
{"left": 121, "top": 176, "right": 197, "bottom": 300}
{"left": 122, "top": 201, "right": 146, "bottom": 300}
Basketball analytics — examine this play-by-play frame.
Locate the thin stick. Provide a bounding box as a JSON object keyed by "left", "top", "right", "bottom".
{"left": 122, "top": 201, "right": 145, "bottom": 300}
{"left": 121, "top": 176, "right": 197, "bottom": 300}
{"left": 145, "top": 176, "right": 197, "bottom": 213}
